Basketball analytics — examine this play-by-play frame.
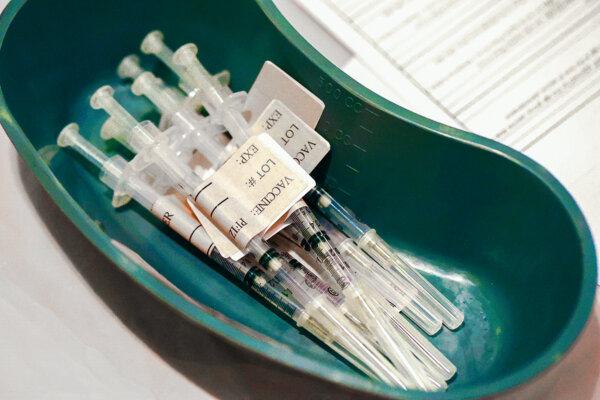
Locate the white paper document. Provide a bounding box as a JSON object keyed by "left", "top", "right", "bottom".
{"left": 280, "top": 0, "right": 600, "bottom": 276}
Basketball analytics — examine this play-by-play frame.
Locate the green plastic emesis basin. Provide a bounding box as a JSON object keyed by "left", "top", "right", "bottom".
{"left": 0, "top": 1, "right": 596, "bottom": 399}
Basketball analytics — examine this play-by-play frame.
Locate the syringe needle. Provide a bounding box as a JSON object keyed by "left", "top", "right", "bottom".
{"left": 169, "top": 41, "right": 436, "bottom": 384}
{"left": 326, "top": 224, "right": 443, "bottom": 335}
{"left": 89, "top": 88, "right": 392, "bottom": 381}
{"left": 306, "top": 186, "right": 465, "bottom": 330}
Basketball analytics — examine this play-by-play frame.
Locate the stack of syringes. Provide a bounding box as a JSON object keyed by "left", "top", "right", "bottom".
{"left": 57, "top": 31, "right": 464, "bottom": 391}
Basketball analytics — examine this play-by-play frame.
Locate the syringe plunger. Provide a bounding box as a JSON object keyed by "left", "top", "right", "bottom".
{"left": 117, "top": 54, "right": 144, "bottom": 80}
{"left": 140, "top": 30, "right": 182, "bottom": 75}
{"left": 90, "top": 86, "right": 139, "bottom": 133}
{"left": 58, "top": 123, "right": 108, "bottom": 169}
{"left": 131, "top": 71, "right": 185, "bottom": 115}
{"left": 173, "top": 43, "right": 225, "bottom": 108}
{"left": 57, "top": 123, "right": 129, "bottom": 195}
{"left": 172, "top": 43, "right": 250, "bottom": 145}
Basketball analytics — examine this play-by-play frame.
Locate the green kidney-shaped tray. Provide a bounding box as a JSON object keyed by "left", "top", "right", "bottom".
{"left": 0, "top": 1, "right": 596, "bottom": 399}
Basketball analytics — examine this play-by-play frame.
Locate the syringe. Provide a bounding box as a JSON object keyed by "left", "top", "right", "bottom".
{"left": 321, "top": 223, "right": 457, "bottom": 382}
{"left": 138, "top": 35, "right": 354, "bottom": 295}
{"left": 306, "top": 187, "right": 465, "bottom": 330}
{"left": 94, "top": 87, "right": 345, "bottom": 312}
{"left": 138, "top": 38, "right": 351, "bottom": 296}
{"left": 129, "top": 70, "right": 235, "bottom": 168}
{"left": 276, "top": 226, "right": 453, "bottom": 386}
{"left": 131, "top": 34, "right": 437, "bottom": 387}
{"left": 140, "top": 31, "right": 232, "bottom": 96}
{"left": 123, "top": 69, "right": 370, "bottom": 313}
{"left": 145, "top": 33, "right": 461, "bottom": 331}
{"left": 57, "top": 123, "right": 406, "bottom": 386}
{"left": 273, "top": 233, "right": 450, "bottom": 391}
{"left": 118, "top": 49, "right": 442, "bottom": 337}
{"left": 89, "top": 87, "right": 418, "bottom": 386}
{"left": 123, "top": 68, "right": 365, "bottom": 318}
{"left": 144, "top": 44, "right": 459, "bottom": 333}
{"left": 104, "top": 114, "right": 357, "bottom": 326}
{"left": 91, "top": 85, "right": 210, "bottom": 193}
{"left": 168, "top": 43, "right": 436, "bottom": 389}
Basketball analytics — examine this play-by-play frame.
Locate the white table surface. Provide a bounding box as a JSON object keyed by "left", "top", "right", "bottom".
{"left": 0, "top": 136, "right": 219, "bottom": 399}
{"left": 1, "top": 1, "right": 599, "bottom": 399}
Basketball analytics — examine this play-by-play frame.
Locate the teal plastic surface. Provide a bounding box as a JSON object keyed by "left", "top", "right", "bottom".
{"left": 0, "top": 1, "right": 596, "bottom": 398}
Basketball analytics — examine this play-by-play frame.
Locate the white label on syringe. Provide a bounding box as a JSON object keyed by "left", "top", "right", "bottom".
{"left": 150, "top": 195, "right": 213, "bottom": 255}
{"left": 251, "top": 100, "right": 330, "bottom": 173}
{"left": 245, "top": 61, "right": 325, "bottom": 128}
{"left": 191, "top": 133, "right": 315, "bottom": 257}
{"left": 261, "top": 201, "right": 306, "bottom": 241}
{"left": 186, "top": 198, "right": 245, "bottom": 260}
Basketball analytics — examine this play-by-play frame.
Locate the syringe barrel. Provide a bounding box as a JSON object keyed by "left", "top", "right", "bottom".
{"left": 211, "top": 250, "right": 301, "bottom": 319}
{"left": 129, "top": 121, "right": 161, "bottom": 153}
{"left": 211, "top": 250, "right": 248, "bottom": 282}
{"left": 247, "top": 238, "right": 318, "bottom": 307}
{"left": 122, "top": 172, "right": 162, "bottom": 210}
{"left": 279, "top": 225, "right": 343, "bottom": 290}
{"left": 99, "top": 155, "right": 126, "bottom": 190}
{"left": 288, "top": 204, "right": 353, "bottom": 291}
{"left": 279, "top": 251, "right": 344, "bottom": 307}
{"left": 131, "top": 121, "right": 201, "bottom": 195}
{"left": 170, "top": 110, "right": 228, "bottom": 167}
